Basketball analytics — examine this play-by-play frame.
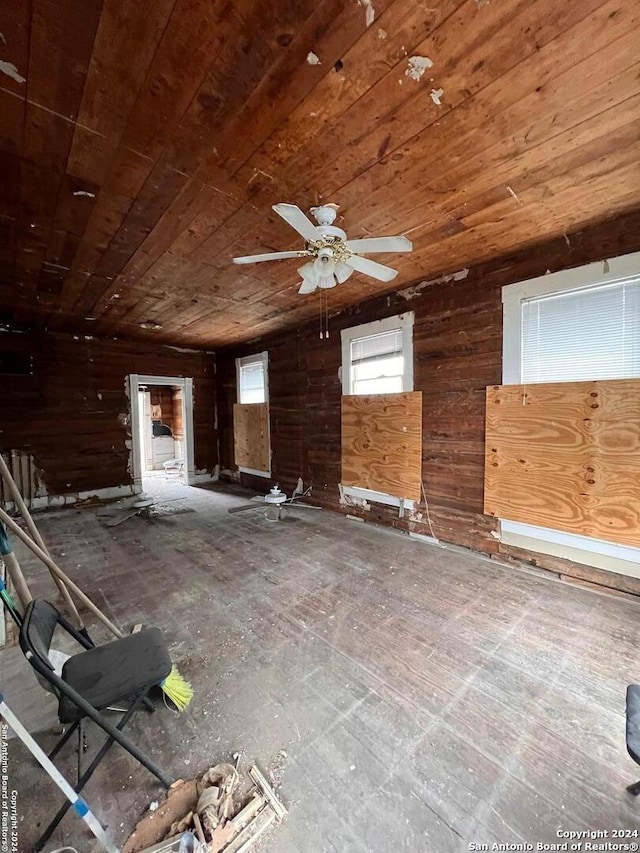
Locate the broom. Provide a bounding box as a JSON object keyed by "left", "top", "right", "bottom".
{"left": 0, "top": 506, "right": 194, "bottom": 711}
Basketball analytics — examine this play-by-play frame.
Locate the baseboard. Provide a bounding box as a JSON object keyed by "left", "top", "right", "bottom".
{"left": 3, "top": 483, "right": 142, "bottom": 512}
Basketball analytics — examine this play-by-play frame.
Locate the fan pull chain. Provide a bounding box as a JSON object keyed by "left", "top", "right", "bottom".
{"left": 319, "top": 289, "right": 324, "bottom": 339}
{"left": 325, "top": 290, "right": 329, "bottom": 339}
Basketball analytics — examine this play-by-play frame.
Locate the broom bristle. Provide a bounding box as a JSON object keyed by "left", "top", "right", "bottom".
{"left": 161, "top": 666, "right": 194, "bottom": 711}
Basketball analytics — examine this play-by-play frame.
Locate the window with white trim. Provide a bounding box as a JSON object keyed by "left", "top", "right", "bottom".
{"left": 501, "top": 252, "right": 640, "bottom": 575}
{"left": 341, "top": 313, "right": 414, "bottom": 396}
{"left": 236, "top": 352, "right": 268, "bottom": 404}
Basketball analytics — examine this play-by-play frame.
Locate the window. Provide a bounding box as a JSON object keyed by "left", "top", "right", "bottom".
{"left": 236, "top": 352, "right": 268, "bottom": 404}
{"left": 501, "top": 252, "right": 640, "bottom": 574}
{"left": 341, "top": 313, "right": 414, "bottom": 396}
{"left": 503, "top": 254, "right": 640, "bottom": 385}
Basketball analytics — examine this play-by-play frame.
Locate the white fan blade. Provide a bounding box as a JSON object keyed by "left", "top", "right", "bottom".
{"left": 233, "top": 250, "right": 308, "bottom": 265}
{"left": 344, "top": 236, "right": 413, "bottom": 253}
{"left": 346, "top": 254, "right": 398, "bottom": 282}
{"left": 273, "top": 203, "right": 322, "bottom": 241}
{"left": 298, "top": 279, "right": 317, "bottom": 294}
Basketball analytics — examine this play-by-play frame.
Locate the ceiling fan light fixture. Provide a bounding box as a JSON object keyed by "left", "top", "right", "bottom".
{"left": 313, "top": 247, "right": 336, "bottom": 278}
{"left": 318, "top": 274, "right": 336, "bottom": 289}
{"left": 335, "top": 261, "right": 354, "bottom": 283}
{"left": 298, "top": 261, "right": 317, "bottom": 282}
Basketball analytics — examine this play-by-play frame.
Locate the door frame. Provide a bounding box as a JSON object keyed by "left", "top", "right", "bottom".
{"left": 128, "top": 374, "right": 196, "bottom": 487}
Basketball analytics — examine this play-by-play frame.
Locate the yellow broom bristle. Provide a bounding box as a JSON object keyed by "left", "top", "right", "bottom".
{"left": 161, "top": 666, "right": 194, "bottom": 711}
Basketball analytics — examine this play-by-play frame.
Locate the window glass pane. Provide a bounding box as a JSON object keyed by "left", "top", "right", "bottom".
{"left": 521, "top": 280, "right": 640, "bottom": 383}
{"left": 353, "top": 375, "right": 403, "bottom": 395}
{"left": 352, "top": 355, "right": 404, "bottom": 383}
{"left": 239, "top": 361, "right": 265, "bottom": 403}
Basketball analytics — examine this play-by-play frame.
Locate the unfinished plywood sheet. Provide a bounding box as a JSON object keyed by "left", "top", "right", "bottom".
{"left": 342, "top": 392, "right": 422, "bottom": 502}
{"left": 484, "top": 380, "right": 640, "bottom": 547}
{"left": 234, "top": 403, "right": 270, "bottom": 472}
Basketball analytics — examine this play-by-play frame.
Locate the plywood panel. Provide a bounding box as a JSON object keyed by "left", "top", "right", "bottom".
{"left": 484, "top": 380, "right": 640, "bottom": 547}
{"left": 341, "top": 392, "right": 422, "bottom": 502}
{"left": 234, "top": 403, "right": 270, "bottom": 472}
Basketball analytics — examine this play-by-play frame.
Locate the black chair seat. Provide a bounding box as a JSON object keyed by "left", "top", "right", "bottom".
{"left": 626, "top": 684, "right": 640, "bottom": 765}
{"left": 59, "top": 628, "right": 172, "bottom": 722}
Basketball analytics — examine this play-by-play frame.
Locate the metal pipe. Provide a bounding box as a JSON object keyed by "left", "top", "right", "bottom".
{"left": 0, "top": 507, "right": 124, "bottom": 640}
{"left": 0, "top": 453, "right": 85, "bottom": 629}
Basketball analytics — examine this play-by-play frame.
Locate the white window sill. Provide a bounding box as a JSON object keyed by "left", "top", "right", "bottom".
{"left": 340, "top": 484, "right": 415, "bottom": 511}
{"left": 239, "top": 466, "right": 271, "bottom": 478}
{"left": 500, "top": 519, "right": 640, "bottom": 580}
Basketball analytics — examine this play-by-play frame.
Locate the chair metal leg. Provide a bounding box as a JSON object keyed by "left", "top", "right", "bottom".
{"left": 627, "top": 779, "right": 640, "bottom": 796}
{"left": 34, "top": 690, "right": 171, "bottom": 852}
{"left": 76, "top": 720, "right": 86, "bottom": 784}
{"left": 48, "top": 721, "right": 79, "bottom": 761}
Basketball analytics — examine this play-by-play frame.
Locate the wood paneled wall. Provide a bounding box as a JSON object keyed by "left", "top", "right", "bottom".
{"left": 0, "top": 332, "right": 217, "bottom": 495}
{"left": 149, "top": 386, "right": 175, "bottom": 432}
{"left": 217, "top": 208, "right": 640, "bottom": 594}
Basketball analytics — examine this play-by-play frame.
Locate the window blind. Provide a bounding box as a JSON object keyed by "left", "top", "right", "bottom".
{"left": 350, "top": 329, "right": 404, "bottom": 394}
{"left": 521, "top": 279, "right": 640, "bottom": 383}
{"left": 239, "top": 361, "right": 265, "bottom": 403}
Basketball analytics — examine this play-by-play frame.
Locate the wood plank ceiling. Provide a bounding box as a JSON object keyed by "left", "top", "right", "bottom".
{"left": 1, "top": 0, "right": 639, "bottom": 347}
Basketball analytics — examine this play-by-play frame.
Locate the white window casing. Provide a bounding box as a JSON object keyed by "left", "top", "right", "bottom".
{"left": 340, "top": 312, "right": 414, "bottom": 396}
{"left": 236, "top": 351, "right": 269, "bottom": 404}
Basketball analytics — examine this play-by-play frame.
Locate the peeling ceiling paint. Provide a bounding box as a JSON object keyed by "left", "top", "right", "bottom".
{"left": 0, "top": 60, "right": 25, "bottom": 83}
{"left": 358, "top": 0, "right": 375, "bottom": 27}
{"left": 406, "top": 56, "right": 433, "bottom": 81}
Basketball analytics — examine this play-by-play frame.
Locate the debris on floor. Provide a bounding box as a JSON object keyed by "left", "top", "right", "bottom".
{"left": 125, "top": 759, "right": 287, "bottom": 853}
{"left": 97, "top": 495, "right": 194, "bottom": 526}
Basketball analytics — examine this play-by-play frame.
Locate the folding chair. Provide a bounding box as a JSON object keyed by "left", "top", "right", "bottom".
{"left": 626, "top": 684, "right": 640, "bottom": 796}
{"left": 19, "top": 599, "right": 175, "bottom": 851}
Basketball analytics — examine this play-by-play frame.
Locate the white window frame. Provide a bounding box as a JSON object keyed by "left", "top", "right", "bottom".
{"left": 340, "top": 312, "right": 415, "bottom": 509}
{"left": 235, "top": 351, "right": 271, "bottom": 477}
{"left": 340, "top": 311, "right": 414, "bottom": 396}
{"left": 500, "top": 251, "right": 640, "bottom": 576}
{"left": 236, "top": 351, "right": 269, "bottom": 405}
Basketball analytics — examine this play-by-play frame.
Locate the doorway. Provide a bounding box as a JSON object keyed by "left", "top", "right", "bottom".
{"left": 128, "top": 375, "right": 196, "bottom": 493}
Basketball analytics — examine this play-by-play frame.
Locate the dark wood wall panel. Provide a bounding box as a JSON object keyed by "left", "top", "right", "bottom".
{"left": 216, "top": 209, "right": 640, "bottom": 593}
{"left": 0, "top": 332, "right": 217, "bottom": 495}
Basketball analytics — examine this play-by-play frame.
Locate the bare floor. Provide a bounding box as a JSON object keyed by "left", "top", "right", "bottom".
{"left": 3, "top": 479, "right": 640, "bottom": 851}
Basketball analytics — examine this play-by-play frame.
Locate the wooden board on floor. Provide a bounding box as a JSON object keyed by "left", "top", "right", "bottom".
{"left": 484, "top": 379, "right": 640, "bottom": 547}
{"left": 234, "top": 403, "right": 270, "bottom": 472}
{"left": 341, "top": 392, "right": 422, "bottom": 502}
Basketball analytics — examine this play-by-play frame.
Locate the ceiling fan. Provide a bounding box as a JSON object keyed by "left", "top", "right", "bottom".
{"left": 232, "top": 203, "right": 413, "bottom": 294}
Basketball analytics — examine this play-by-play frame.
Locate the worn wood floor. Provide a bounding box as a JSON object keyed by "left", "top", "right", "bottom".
{"left": 3, "top": 479, "right": 640, "bottom": 851}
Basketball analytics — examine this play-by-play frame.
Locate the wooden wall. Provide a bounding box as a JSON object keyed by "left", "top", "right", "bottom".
{"left": 0, "top": 331, "right": 217, "bottom": 495}
{"left": 172, "top": 388, "right": 184, "bottom": 441}
{"left": 216, "top": 207, "right": 640, "bottom": 594}
{"left": 149, "top": 386, "right": 175, "bottom": 432}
